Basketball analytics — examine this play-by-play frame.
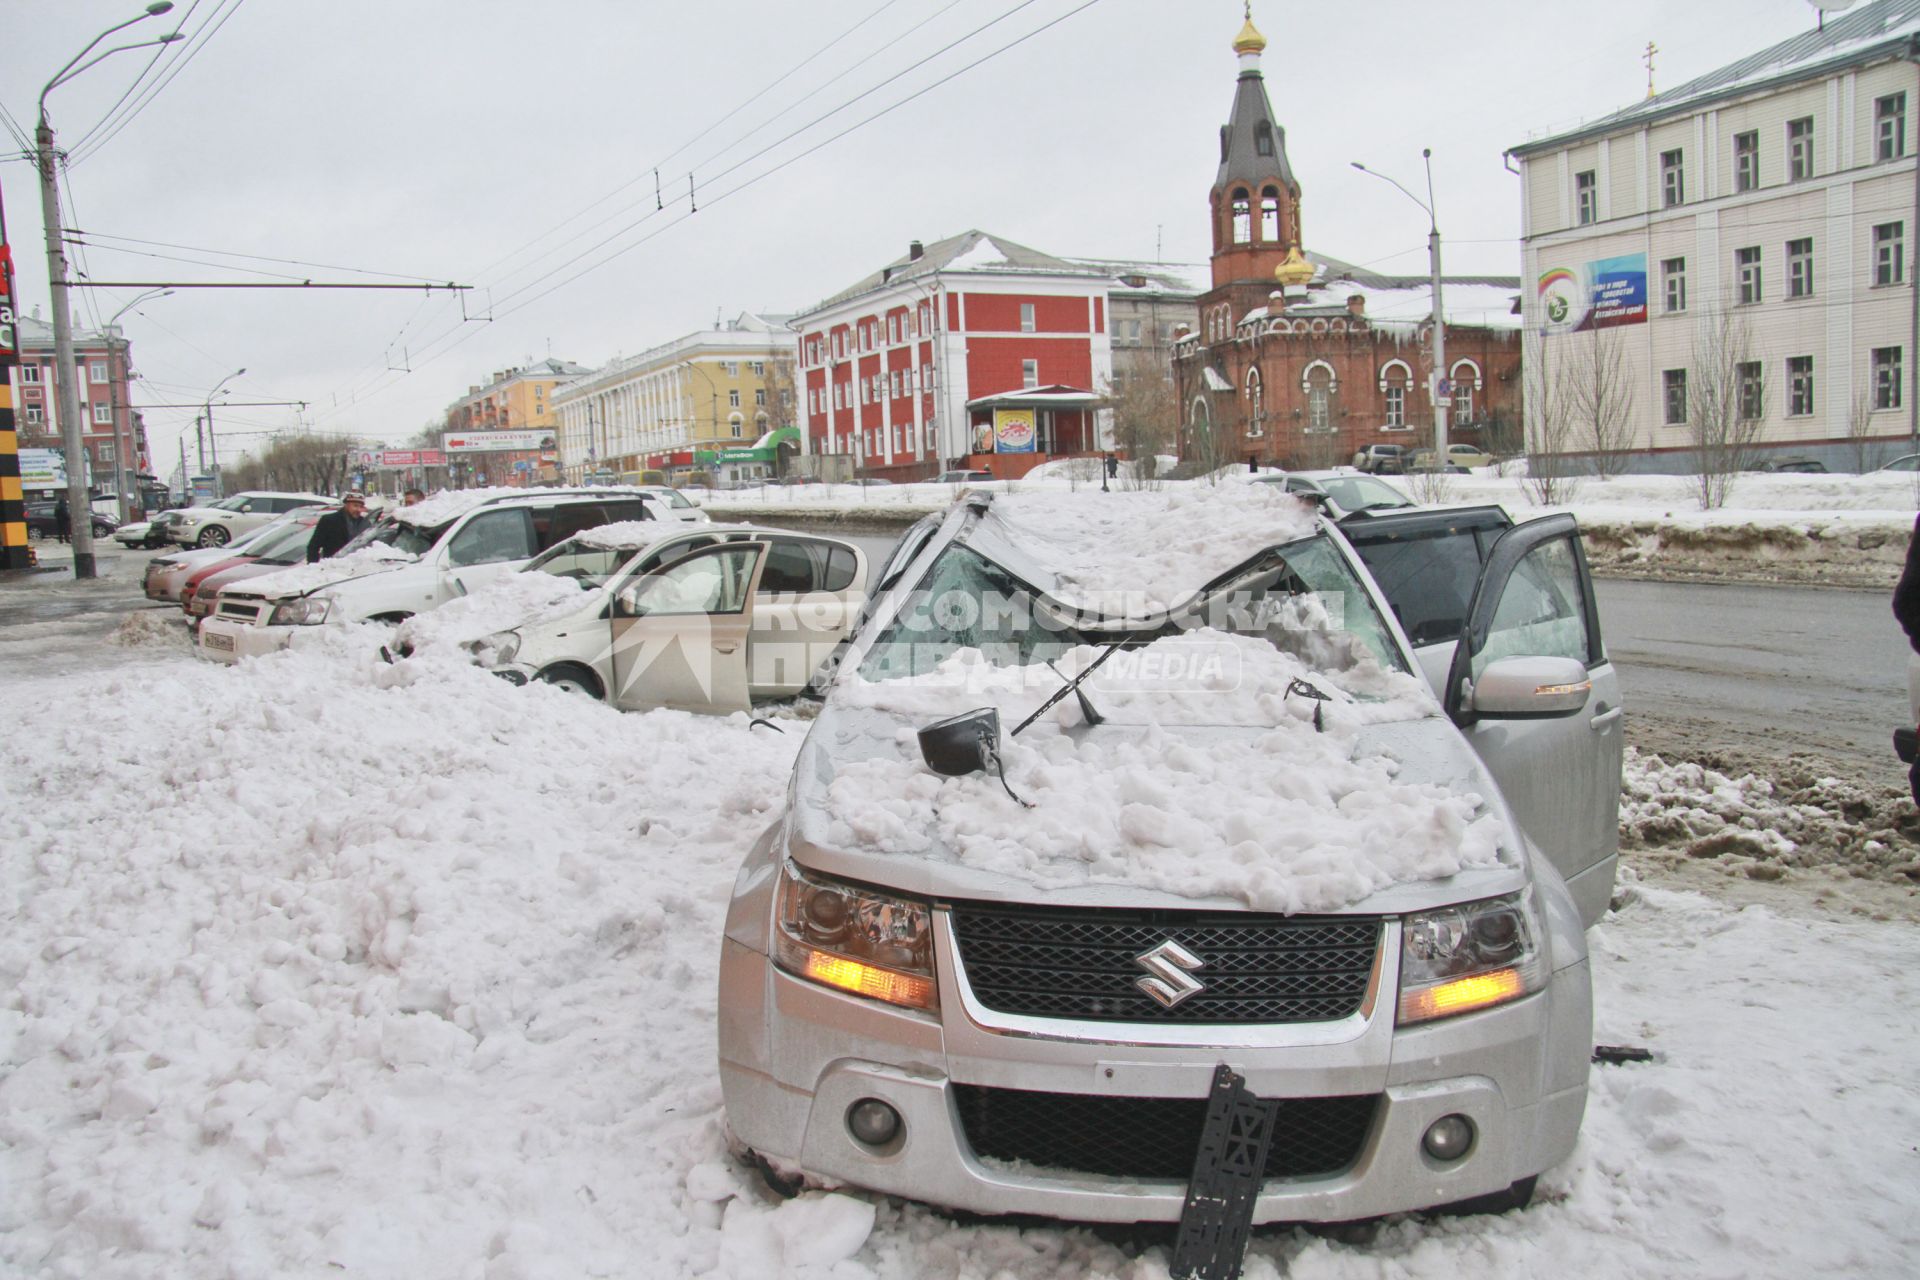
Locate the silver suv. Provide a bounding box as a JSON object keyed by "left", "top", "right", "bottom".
{"left": 718, "top": 488, "right": 1622, "bottom": 1227}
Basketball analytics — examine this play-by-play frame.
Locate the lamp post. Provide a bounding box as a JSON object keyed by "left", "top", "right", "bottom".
{"left": 37, "top": 2, "right": 182, "bottom": 577}
{"left": 104, "top": 287, "right": 172, "bottom": 521}
{"left": 203, "top": 367, "right": 245, "bottom": 497}
{"left": 1352, "top": 150, "right": 1448, "bottom": 462}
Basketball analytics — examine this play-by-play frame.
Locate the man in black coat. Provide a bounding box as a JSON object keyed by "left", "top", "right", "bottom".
{"left": 306, "top": 492, "right": 370, "bottom": 562}
{"left": 53, "top": 495, "right": 70, "bottom": 543}
{"left": 1892, "top": 513, "right": 1920, "bottom": 802}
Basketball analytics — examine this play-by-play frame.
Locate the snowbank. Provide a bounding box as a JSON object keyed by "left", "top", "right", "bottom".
{"left": 393, "top": 570, "right": 589, "bottom": 657}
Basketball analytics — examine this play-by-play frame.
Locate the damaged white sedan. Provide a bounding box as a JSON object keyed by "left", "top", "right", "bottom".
{"left": 718, "top": 486, "right": 1622, "bottom": 1232}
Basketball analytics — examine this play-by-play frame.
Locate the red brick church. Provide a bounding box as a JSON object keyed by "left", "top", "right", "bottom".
{"left": 1173, "top": 11, "right": 1523, "bottom": 469}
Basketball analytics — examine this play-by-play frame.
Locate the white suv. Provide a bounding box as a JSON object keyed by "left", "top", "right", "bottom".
{"left": 194, "top": 488, "right": 659, "bottom": 662}
{"left": 166, "top": 491, "right": 333, "bottom": 547}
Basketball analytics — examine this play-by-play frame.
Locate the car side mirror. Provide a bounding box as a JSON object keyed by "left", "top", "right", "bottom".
{"left": 1465, "top": 655, "right": 1592, "bottom": 718}
{"left": 615, "top": 583, "right": 645, "bottom": 616}
{"left": 918, "top": 707, "right": 1003, "bottom": 776}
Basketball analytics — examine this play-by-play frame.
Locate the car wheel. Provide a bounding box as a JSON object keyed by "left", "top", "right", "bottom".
{"left": 196, "top": 525, "right": 230, "bottom": 548}
{"left": 27, "top": 525, "right": 44, "bottom": 541}
{"left": 536, "top": 664, "right": 603, "bottom": 699}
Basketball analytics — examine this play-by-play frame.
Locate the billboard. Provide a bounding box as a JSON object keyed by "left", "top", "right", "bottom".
{"left": 1538, "top": 253, "right": 1647, "bottom": 333}
{"left": 444, "top": 430, "right": 554, "bottom": 453}
{"left": 992, "top": 408, "right": 1036, "bottom": 454}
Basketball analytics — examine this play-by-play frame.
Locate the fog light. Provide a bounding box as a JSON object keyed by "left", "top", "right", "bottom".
{"left": 1423, "top": 1114, "right": 1475, "bottom": 1162}
{"left": 846, "top": 1098, "right": 902, "bottom": 1148}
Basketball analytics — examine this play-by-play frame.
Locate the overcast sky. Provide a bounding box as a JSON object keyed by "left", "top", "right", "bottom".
{"left": 1, "top": 0, "right": 1841, "bottom": 474}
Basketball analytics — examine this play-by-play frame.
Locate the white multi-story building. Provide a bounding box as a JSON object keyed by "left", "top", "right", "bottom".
{"left": 552, "top": 313, "right": 797, "bottom": 484}
{"left": 1507, "top": 0, "right": 1920, "bottom": 470}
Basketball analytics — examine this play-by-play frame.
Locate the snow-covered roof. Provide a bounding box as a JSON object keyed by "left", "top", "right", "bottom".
{"left": 1512, "top": 0, "right": 1920, "bottom": 156}
{"left": 801, "top": 230, "right": 1106, "bottom": 316}
{"left": 965, "top": 385, "right": 1100, "bottom": 409}
{"left": 1222, "top": 278, "right": 1522, "bottom": 334}
{"left": 1069, "top": 257, "right": 1211, "bottom": 297}
{"left": 572, "top": 520, "right": 752, "bottom": 552}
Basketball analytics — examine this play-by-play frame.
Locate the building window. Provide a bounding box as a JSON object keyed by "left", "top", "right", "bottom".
{"left": 1254, "top": 120, "right": 1274, "bottom": 157}
{"left": 1453, "top": 381, "right": 1474, "bottom": 422}
{"left": 1875, "top": 221, "right": 1905, "bottom": 285}
{"left": 1878, "top": 92, "right": 1907, "bottom": 161}
{"left": 1734, "top": 130, "right": 1758, "bottom": 192}
{"left": 1660, "top": 149, "right": 1685, "bottom": 207}
{"left": 1736, "top": 246, "right": 1762, "bottom": 304}
{"left": 728, "top": 389, "right": 741, "bottom": 408}
{"left": 1787, "top": 117, "right": 1814, "bottom": 181}
{"left": 1260, "top": 188, "right": 1280, "bottom": 241}
{"left": 1307, "top": 368, "right": 1332, "bottom": 431}
{"left": 1575, "top": 170, "right": 1596, "bottom": 225}
{"left": 89, "top": 361, "right": 108, "bottom": 383}
{"left": 751, "top": 361, "right": 764, "bottom": 376}
{"left": 1787, "top": 238, "right": 1814, "bottom": 298}
{"left": 755, "top": 388, "right": 766, "bottom": 406}
{"left": 730, "top": 415, "right": 744, "bottom": 439}
{"left": 92, "top": 403, "right": 111, "bottom": 424}
{"left": 1663, "top": 369, "right": 1688, "bottom": 425}
{"left": 1874, "top": 346, "right": 1904, "bottom": 409}
{"left": 1021, "top": 359, "right": 1039, "bottom": 389}
{"left": 1231, "top": 188, "right": 1251, "bottom": 243}
{"left": 1736, "top": 361, "right": 1764, "bottom": 420}
{"left": 1787, "top": 356, "right": 1815, "bottom": 417}
{"left": 1662, "top": 257, "right": 1687, "bottom": 313}
{"left": 1245, "top": 367, "right": 1264, "bottom": 437}
{"left": 1020, "top": 303, "right": 1035, "bottom": 333}
{"left": 19, "top": 364, "right": 38, "bottom": 384}
{"left": 24, "top": 405, "right": 43, "bottom": 425}
{"left": 724, "top": 361, "right": 739, "bottom": 377}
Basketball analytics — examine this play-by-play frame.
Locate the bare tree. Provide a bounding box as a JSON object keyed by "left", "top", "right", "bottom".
{"left": 1843, "top": 388, "right": 1883, "bottom": 474}
{"left": 1521, "top": 338, "right": 1581, "bottom": 505}
{"left": 1687, "top": 313, "right": 1767, "bottom": 510}
{"left": 1566, "top": 328, "right": 1637, "bottom": 480}
{"left": 1104, "top": 369, "right": 1178, "bottom": 490}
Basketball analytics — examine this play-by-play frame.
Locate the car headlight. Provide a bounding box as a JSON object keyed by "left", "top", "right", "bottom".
{"left": 466, "top": 630, "right": 520, "bottom": 666}
{"left": 268, "top": 597, "right": 332, "bottom": 626}
{"left": 1397, "top": 892, "right": 1546, "bottom": 1024}
{"left": 773, "top": 861, "right": 937, "bottom": 1010}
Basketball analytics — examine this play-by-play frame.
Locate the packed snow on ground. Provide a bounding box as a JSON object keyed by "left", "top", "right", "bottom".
{"left": 4, "top": 633, "right": 1919, "bottom": 1277}
{"left": 814, "top": 635, "right": 1506, "bottom": 913}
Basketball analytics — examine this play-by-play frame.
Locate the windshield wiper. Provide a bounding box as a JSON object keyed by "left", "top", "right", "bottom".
{"left": 1012, "top": 637, "right": 1130, "bottom": 736}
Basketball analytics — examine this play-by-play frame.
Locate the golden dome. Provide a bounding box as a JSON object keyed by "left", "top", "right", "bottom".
{"left": 1274, "top": 244, "right": 1315, "bottom": 288}
{"left": 1232, "top": 14, "right": 1267, "bottom": 55}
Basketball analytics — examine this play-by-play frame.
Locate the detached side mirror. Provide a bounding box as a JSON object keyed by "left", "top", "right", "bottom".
{"left": 918, "top": 707, "right": 1002, "bottom": 776}
{"left": 614, "top": 583, "right": 644, "bottom": 617}
{"left": 1465, "top": 655, "right": 1592, "bottom": 718}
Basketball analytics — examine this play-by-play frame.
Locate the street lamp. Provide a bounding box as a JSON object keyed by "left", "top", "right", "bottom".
{"left": 1352, "top": 150, "right": 1449, "bottom": 462}
{"left": 37, "top": 1, "right": 183, "bottom": 578}
{"left": 203, "top": 367, "right": 245, "bottom": 497}
{"left": 104, "top": 287, "right": 173, "bottom": 521}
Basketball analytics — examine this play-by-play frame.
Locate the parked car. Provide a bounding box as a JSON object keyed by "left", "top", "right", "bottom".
{"left": 142, "top": 519, "right": 294, "bottom": 603}
{"left": 1406, "top": 443, "right": 1492, "bottom": 472}
{"left": 1751, "top": 456, "right": 1828, "bottom": 474}
{"left": 1350, "top": 443, "right": 1409, "bottom": 474}
{"left": 166, "top": 491, "right": 332, "bottom": 548}
{"left": 1253, "top": 470, "right": 1415, "bottom": 519}
{"left": 112, "top": 518, "right": 171, "bottom": 549}
{"left": 195, "top": 488, "right": 660, "bottom": 663}
{"left": 932, "top": 469, "right": 995, "bottom": 484}
{"left": 398, "top": 522, "right": 869, "bottom": 710}
{"left": 1873, "top": 454, "right": 1920, "bottom": 473}
{"left": 633, "top": 486, "right": 712, "bottom": 524}
{"left": 24, "top": 501, "right": 118, "bottom": 540}
{"left": 180, "top": 514, "right": 329, "bottom": 623}
{"left": 718, "top": 487, "right": 1621, "bottom": 1229}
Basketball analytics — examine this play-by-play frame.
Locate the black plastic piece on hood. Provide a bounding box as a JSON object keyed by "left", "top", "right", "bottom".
{"left": 918, "top": 707, "right": 1030, "bottom": 807}
{"left": 1170, "top": 1065, "right": 1277, "bottom": 1280}
{"left": 1592, "top": 1044, "right": 1654, "bottom": 1066}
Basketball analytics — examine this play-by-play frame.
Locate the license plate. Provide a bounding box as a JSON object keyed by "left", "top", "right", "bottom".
{"left": 203, "top": 632, "right": 235, "bottom": 652}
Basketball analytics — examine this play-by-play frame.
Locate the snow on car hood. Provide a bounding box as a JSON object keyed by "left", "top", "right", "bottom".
{"left": 574, "top": 519, "right": 752, "bottom": 551}
{"left": 395, "top": 571, "right": 592, "bottom": 656}
{"left": 970, "top": 485, "right": 1318, "bottom": 617}
{"left": 791, "top": 632, "right": 1518, "bottom": 914}
{"left": 239, "top": 545, "right": 419, "bottom": 599}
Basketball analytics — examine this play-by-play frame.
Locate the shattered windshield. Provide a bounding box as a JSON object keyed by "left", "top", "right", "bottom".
{"left": 1317, "top": 476, "right": 1412, "bottom": 513}
{"left": 526, "top": 539, "right": 631, "bottom": 590}
{"left": 857, "top": 535, "right": 1410, "bottom": 694}
{"left": 341, "top": 517, "right": 442, "bottom": 558}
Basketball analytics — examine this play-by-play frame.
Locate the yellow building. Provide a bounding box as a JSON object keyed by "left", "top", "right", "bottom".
{"left": 443, "top": 358, "right": 587, "bottom": 485}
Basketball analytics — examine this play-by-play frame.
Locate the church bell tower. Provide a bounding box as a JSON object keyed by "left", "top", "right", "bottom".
{"left": 1209, "top": 6, "right": 1303, "bottom": 290}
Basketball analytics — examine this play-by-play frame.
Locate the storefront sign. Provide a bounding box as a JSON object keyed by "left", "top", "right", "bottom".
{"left": 1538, "top": 253, "right": 1647, "bottom": 333}
{"left": 992, "top": 408, "right": 1036, "bottom": 454}
{"left": 443, "top": 430, "right": 554, "bottom": 453}
{"left": 18, "top": 447, "right": 67, "bottom": 488}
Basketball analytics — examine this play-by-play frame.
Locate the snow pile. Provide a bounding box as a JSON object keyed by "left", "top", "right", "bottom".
{"left": 981, "top": 485, "right": 1317, "bottom": 614}
{"left": 394, "top": 486, "right": 527, "bottom": 528}
{"left": 110, "top": 609, "right": 189, "bottom": 649}
{"left": 811, "top": 636, "right": 1507, "bottom": 913}
{"left": 393, "top": 570, "right": 589, "bottom": 658}
{"left": 240, "top": 544, "right": 418, "bottom": 598}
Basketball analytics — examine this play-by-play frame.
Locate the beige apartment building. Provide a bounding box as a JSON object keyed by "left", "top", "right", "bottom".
{"left": 1508, "top": 0, "right": 1920, "bottom": 470}
{"left": 552, "top": 313, "right": 798, "bottom": 484}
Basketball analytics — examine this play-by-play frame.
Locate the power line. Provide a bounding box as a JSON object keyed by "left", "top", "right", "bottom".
{"left": 69, "top": 229, "right": 455, "bottom": 283}
{"left": 65, "top": 0, "right": 204, "bottom": 156}
{"left": 70, "top": 0, "right": 249, "bottom": 167}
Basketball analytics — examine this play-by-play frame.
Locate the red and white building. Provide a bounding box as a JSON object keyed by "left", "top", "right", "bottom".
{"left": 12, "top": 309, "right": 150, "bottom": 498}
{"left": 793, "top": 231, "right": 1115, "bottom": 481}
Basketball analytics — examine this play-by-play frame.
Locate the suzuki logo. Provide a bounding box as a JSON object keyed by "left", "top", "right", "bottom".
{"left": 1133, "top": 939, "right": 1206, "bottom": 1009}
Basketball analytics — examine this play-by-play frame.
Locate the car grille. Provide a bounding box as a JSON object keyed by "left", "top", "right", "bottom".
{"left": 217, "top": 598, "right": 264, "bottom": 623}
{"left": 948, "top": 903, "right": 1380, "bottom": 1024}
{"left": 952, "top": 1085, "right": 1379, "bottom": 1181}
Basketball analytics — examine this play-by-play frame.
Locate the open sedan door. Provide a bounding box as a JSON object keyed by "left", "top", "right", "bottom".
{"left": 607, "top": 541, "right": 769, "bottom": 714}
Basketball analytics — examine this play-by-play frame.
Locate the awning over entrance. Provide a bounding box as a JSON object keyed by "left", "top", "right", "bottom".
{"left": 1201, "top": 367, "right": 1233, "bottom": 393}
{"left": 966, "top": 384, "right": 1101, "bottom": 410}
{"left": 694, "top": 426, "right": 800, "bottom": 467}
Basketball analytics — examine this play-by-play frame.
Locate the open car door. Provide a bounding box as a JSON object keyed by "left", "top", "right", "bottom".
{"left": 1441, "top": 514, "right": 1623, "bottom": 928}
{"left": 608, "top": 541, "right": 768, "bottom": 714}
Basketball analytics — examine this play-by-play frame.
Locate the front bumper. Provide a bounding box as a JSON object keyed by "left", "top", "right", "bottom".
{"left": 719, "top": 911, "right": 1590, "bottom": 1224}
{"left": 195, "top": 615, "right": 300, "bottom": 664}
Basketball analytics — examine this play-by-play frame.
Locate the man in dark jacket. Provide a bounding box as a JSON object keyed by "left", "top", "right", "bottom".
{"left": 53, "top": 495, "right": 70, "bottom": 543}
{"left": 1892, "top": 514, "right": 1920, "bottom": 802}
{"left": 306, "top": 492, "right": 370, "bottom": 562}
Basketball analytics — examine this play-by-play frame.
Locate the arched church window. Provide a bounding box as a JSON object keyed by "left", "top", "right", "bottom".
{"left": 1260, "top": 188, "right": 1280, "bottom": 241}
{"left": 1307, "top": 366, "right": 1332, "bottom": 432}
{"left": 1255, "top": 121, "right": 1274, "bottom": 158}
{"left": 1231, "top": 189, "right": 1251, "bottom": 245}
{"left": 1245, "top": 367, "right": 1264, "bottom": 437}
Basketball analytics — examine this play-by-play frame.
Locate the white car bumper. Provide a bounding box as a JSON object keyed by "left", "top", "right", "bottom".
{"left": 195, "top": 616, "right": 299, "bottom": 664}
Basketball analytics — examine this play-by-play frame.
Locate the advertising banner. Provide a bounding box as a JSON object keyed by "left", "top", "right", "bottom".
{"left": 380, "top": 450, "right": 419, "bottom": 467}
{"left": 418, "top": 448, "right": 444, "bottom": 466}
{"left": 19, "top": 447, "right": 67, "bottom": 488}
{"left": 1538, "top": 253, "right": 1648, "bottom": 333}
{"left": 444, "top": 430, "right": 553, "bottom": 453}
{"left": 992, "top": 408, "right": 1036, "bottom": 454}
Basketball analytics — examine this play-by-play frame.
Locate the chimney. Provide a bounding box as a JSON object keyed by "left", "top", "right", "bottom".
{"left": 909, "top": 240, "right": 924, "bottom": 261}
{"left": 1346, "top": 294, "right": 1366, "bottom": 317}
